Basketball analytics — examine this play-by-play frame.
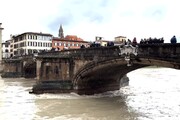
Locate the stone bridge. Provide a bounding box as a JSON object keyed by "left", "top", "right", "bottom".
{"left": 32, "top": 43, "right": 180, "bottom": 95}
{"left": 1, "top": 43, "right": 180, "bottom": 94}
{"left": 1, "top": 55, "right": 36, "bottom": 78}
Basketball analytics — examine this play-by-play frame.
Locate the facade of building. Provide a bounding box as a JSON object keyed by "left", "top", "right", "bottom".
{"left": 52, "top": 36, "right": 89, "bottom": 50}
{"left": 94, "top": 40, "right": 108, "bottom": 47}
{"left": 94, "top": 36, "right": 107, "bottom": 46}
{"left": 52, "top": 25, "right": 89, "bottom": 50}
{"left": 2, "top": 41, "right": 11, "bottom": 59}
{"left": 0, "top": 23, "right": 4, "bottom": 61}
{"left": 12, "top": 32, "right": 53, "bottom": 56}
{"left": 113, "top": 36, "right": 127, "bottom": 46}
{"left": 114, "top": 36, "right": 126, "bottom": 43}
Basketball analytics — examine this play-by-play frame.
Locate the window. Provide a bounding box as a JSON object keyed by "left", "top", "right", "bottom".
{"left": 20, "top": 49, "right": 24, "bottom": 55}
{"left": 14, "top": 38, "right": 18, "bottom": 42}
{"left": 5, "top": 49, "right": 8, "bottom": 52}
{"left": 20, "top": 42, "right": 25, "bottom": 47}
{"left": 28, "top": 49, "right": 33, "bottom": 54}
{"left": 14, "top": 50, "right": 18, "bottom": 55}
{"left": 19, "top": 36, "right": 23, "bottom": 41}
{"left": 5, "top": 44, "right": 9, "bottom": 47}
{"left": 14, "top": 44, "right": 18, "bottom": 48}
{"left": 24, "top": 35, "right": 26, "bottom": 39}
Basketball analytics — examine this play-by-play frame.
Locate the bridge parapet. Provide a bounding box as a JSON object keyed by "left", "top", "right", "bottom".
{"left": 37, "top": 46, "right": 121, "bottom": 59}
{"left": 138, "top": 43, "right": 180, "bottom": 62}
{"left": 36, "top": 43, "right": 180, "bottom": 59}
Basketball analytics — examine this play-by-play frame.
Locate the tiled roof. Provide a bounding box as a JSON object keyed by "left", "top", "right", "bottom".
{"left": 65, "top": 35, "right": 83, "bottom": 41}
{"left": 52, "top": 37, "right": 89, "bottom": 43}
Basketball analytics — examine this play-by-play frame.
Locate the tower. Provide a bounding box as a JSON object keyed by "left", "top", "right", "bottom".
{"left": 58, "top": 24, "right": 64, "bottom": 39}
{"left": 0, "top": 23, "right": 4, "bottom": 62}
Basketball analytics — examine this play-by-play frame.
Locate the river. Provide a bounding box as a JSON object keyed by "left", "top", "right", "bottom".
{"left": 0, "top": 67, "right": 180, "bottom": 120}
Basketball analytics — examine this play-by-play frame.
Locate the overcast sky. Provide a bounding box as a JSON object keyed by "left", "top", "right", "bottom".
{"left": 0, "top": 0, "right": 180, "bottom": 42}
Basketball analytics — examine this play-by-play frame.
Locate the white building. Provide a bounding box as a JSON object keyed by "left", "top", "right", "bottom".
{"left": 12, "top": 32, "right": 53, "bottom": 56}
{"left": 0, "top": 23, "right": 4, "bottom": 61}
{"left": 114, "top": 36, "right": 126, "bottom": 43}
{"left": 2, "top": 41, "right": 11, "bottom": 59}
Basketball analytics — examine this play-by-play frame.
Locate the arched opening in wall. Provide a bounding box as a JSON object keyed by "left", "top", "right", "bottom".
{"left": 24, "top": 62, "right": 36, "bottom": 78}
{"left": 73, "top": 58, "right": 180, "bottom": 95}
{"left": 73, "top": 60, "right": 148, "bottom": 95}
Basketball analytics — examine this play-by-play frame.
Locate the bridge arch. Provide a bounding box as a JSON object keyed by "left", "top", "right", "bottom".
{"left": 23, "top": 61, "right": 36, "bottom": 78}
{"left": 73, "top": 58, "right": 180, "bottom": 95}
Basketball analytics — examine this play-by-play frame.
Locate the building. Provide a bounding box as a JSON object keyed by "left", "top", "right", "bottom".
{"left": 2, "top": 41, "right": 11, "bottom": 59}
{"left": 94, "top": 36, "right": 115, "bottom": 47}
{"left": 12, "top": 32, "right": 53, "bottom": 56}
{"left": 95, "top": 36, "right": 107, "bottom": 46}
{"left": 113, "top": 36, "right": 127, "bottom": 46}
{"left": 114, "top": 36, "right": 126, "bottom": 43}
{"left": 0, "top": 23, "right": 4, "bottom": 61}
{"left": 52, "top": 25, "right": 89, "bottom": 50}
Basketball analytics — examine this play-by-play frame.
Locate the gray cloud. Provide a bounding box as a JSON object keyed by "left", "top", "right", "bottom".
{"left": 48, "top": 10, "right": 73, "bottom": 31}
{"left": 83, "top": 10, "right": 105, "bottom": 23}
{"left": 47, "top": 0, "right": 117, "bottom": 31}
{"left": 99, "top": 0, "right": 110, "bottom": 7}
{"left": 143, "top": 5, "right": 166, "bottom": 21}
{"left": 152, "top": 9, "right": 164, "bottom": 18}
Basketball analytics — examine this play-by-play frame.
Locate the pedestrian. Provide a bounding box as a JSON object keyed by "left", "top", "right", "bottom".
{"left": 132, "top": 37, "right": 137, "bottom": 46}
{"left": 170, "top": 35, "right": 177, "bottom": 44}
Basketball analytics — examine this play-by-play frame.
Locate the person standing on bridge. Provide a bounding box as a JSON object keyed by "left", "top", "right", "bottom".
{"left": 170, "top": 35, "right": 177, "bottom": 44}
{"left": 132, "top": 37, "right": 137, "bottom": 46}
